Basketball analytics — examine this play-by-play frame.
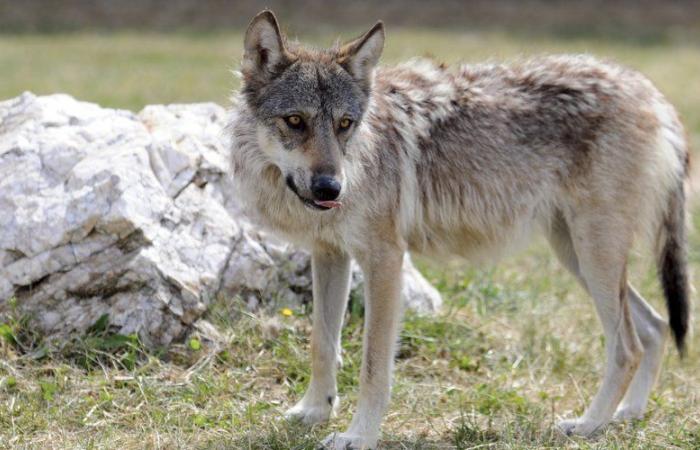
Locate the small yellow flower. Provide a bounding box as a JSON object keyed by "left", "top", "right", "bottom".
{"left": 281, "top": 308, "right": 293, "bottom": 317}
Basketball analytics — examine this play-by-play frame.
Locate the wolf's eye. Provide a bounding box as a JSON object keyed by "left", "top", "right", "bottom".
{"left": 284, "top": 115, "right": 304, "bottom": 130}
{"left": 339, "top": 118, "right": 353, "bottom": 131}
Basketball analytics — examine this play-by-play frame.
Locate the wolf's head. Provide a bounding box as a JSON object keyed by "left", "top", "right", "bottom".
{"left": 241, "top": 10, "right": 384, "bottom": 211}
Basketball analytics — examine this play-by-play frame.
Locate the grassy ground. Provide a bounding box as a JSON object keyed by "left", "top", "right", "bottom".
{"left": 1, "top": 29, "right": 699, "bottom": 449}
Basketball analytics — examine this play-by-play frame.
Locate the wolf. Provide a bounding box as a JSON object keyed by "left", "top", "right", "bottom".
{"left": 228, "top": 10, "right": 691, "bottom": 449}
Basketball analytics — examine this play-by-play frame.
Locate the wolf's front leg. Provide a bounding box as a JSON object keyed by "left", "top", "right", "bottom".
{"left": 322, "top": 245, "right": 404, "bottom": 450}
{"left": 285, "top": 245, "right": 352, "bottom": 425}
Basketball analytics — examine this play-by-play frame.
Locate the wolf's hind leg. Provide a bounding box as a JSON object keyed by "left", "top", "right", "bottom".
{"left": 556, "top": 214, "right": 643, "bottom": 437}
{"left": 285, "top": 246, "right": 352, "bottom": 425}
{"left": 614, "top": 285, "right": 668, "bottom": 421}
{"left": 548, "top": 216, "right": 667, "bottom": 424}
{"left": 548, "top": 215, "right": 646, "bottom": 429}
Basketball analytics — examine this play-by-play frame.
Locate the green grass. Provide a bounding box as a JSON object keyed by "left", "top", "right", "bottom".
{"left": 1, "top": 29, "right": 699, "bottom": 449}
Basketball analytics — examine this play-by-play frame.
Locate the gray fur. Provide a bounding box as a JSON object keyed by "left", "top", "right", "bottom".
{"left": 229, "top": 11, "right": 691, "bottom": 449}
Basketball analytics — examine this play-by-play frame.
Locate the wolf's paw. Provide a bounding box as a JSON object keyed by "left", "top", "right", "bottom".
{"left": 319, "top": 432, "right": 376, "bottom": 450}
{"left": 285, "top": 395, "right": 338, "bottom": 425}
{"left": 556, "top": 418, "right": 604, "bottom": 437}
{"left": 613, "top": 405, "right": 645, "bottom": 422}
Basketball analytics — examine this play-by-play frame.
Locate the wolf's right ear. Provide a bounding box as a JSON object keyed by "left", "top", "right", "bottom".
{"left": 243, "top": 11, "right": 290, "bottom": 80}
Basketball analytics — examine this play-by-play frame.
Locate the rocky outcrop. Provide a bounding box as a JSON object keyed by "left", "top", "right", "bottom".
{"left": 0, "top": 93, "right": 441, "bottom": 346}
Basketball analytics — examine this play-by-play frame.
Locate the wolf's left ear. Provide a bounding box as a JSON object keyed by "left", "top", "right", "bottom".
{"left": 243, "top": 10, "right": 291, "bottom": 80}
{"left": 338, "top": 22, "right": 385, "bottom": 89}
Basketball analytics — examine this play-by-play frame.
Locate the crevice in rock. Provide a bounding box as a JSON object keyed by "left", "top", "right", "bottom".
{"left": 214, "top": 233, "right": 243, "bottom": 298}
{"left": 115, "top": 229, "right": 150, "bottom": 253}
{"left": 0, "top": 146, "right": 26, "bottom": 161}
{"left": 63, "top": 233, "right": 153, "bottom": 299}
{"left": 13, "top": 273, "right": 51, "bottom": 300}
{"left": 3, "top": 248, "right": 27, "bottom": 265}
{"left": 172, "top": 177, "right": 196, "bottom": 200}
{"left": 66, "top": 270, "right": 141, "bottom": 300}
{"left": 8, "top": 228, "right": 151, "bottom": 303}
{"left": 171, "top": 162, "right": 208, "bottom": 201}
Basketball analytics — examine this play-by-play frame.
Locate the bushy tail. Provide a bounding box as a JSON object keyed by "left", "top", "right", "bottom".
{"left": 657, "top": 181, "right": 691, "bottom": 356}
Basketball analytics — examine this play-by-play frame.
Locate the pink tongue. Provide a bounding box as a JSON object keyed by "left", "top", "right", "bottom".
{"left": 314, "top": 200, "right": 342, "bottom": 209}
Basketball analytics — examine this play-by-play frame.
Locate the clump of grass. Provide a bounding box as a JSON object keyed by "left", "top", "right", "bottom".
{"left": 0, "top": 297, "right": 45, "bottom": 358}
{"left": 451, "top": 413, "right": 499, "bottom": 449}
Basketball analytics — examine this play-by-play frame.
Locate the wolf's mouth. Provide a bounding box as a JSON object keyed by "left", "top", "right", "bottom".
{"left": 285, "top": 176, "right": 340, "bottom": 211}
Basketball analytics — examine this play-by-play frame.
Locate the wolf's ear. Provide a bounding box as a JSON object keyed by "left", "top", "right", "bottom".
{"left": 338, "top": 22, "right": 385, "bottom": 89}
{"left": 243, "top": 10, "right": 290, "bottom": 79}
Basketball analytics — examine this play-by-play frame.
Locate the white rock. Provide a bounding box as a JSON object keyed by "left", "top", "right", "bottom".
{"left": 0, "top": 93, "right": 441, "bottom": 346}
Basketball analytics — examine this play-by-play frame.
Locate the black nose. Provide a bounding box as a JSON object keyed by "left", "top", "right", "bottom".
{"left": 311, "top": 175, "right": 341, "bottom": 201}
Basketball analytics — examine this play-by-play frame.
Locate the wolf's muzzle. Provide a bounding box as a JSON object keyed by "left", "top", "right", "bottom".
{"left": 285, "top": 174, "right": 340, "bottom": 211}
